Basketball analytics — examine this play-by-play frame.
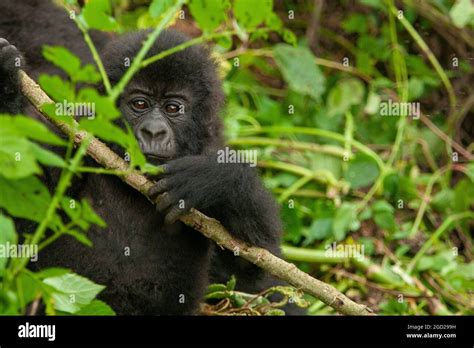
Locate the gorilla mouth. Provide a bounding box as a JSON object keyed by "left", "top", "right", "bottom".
{"left": 144, "top": 153, "right": 172, "bottom": 163}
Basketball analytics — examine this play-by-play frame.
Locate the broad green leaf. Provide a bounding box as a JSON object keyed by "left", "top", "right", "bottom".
{"left": 274, "top": 44, "right": 326, "bottom": 100}
{"left": 43, "top": 46, "right": 81, "bottom": 79}
{"left": 449, "top": 0, "right": 474, "bottom": 28}
{"left": 233, "top": 0, "right": 272, "bottom": 29}
{"left": 332, "top": 202, "right": 358, "bottom": 241}
{"left": 79, "top": 119, "right": 128, "bottom": 147}
{"left": 372, "top": 200, "right": 396, "bottom": 233}
{"left": 344, "top": 153, "right": 379, "bottom": 189}
{"left": 81, "top": 0, "right": 118, "bottom": 31}
{"left": 0, "top": 115, "right": 66, "bottom": 146}
{"left": 43, "top": 273, "right": 105, "bottom": 314}
{"left": 342, "top": 14, "right": 368, "bottom": 34}
{"left": 43, "top": 45, "right": 102, "bottom": 83}
{"left": 29, "top": 143, "right": 66, "bottom": 168}
{"left": 189, "top": 0, "right": 229, "bottom": 31}
{"left": 379, "top": 298, "right": 409, "bottom": 315}
{"left": 327, "top": 78, "right": 365, "bottom": 117}
{"left": 0, "top": 136, "right": 41, "bottom": 179}
{"left": 0, "top": 176, "right": 51, "bottom": 222}
{"left": 303, "top": 218, "right": 333, "bottom": 245}
{"left": 75, "top": 299, "right": 116, "bottom": 315}
{"left": 15, "top": 272, "right": 40, "bottom": 306}
{"left": 149, "top": 0, "right": 174, "bottom": 19}
{"left": 35, "top": 268, "right": 71, "bottom": 279}
{"left": 76, "top": 88, "right": 120, "bottom": 120}
{"left": 281, "top": 204, "right": 302, "bottom": 244}
{"left": 264, "top": 12, "right": 282, "bottom": 30}
{"left": 0, "top": 214, "right": 17, "bottom": 273}
{"left": 38, "top": 75, "right": 75, "bottom": 103}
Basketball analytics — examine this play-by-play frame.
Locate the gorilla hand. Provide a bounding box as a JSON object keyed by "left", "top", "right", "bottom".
{"left": 0, "top": 38, "right": 25, "bottom": 114}
{"left": 148, "top": 155, "right": 237, "bottom": 224}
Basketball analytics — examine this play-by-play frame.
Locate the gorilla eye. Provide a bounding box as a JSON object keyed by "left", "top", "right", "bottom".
{"left": 164, "top": 102, "right": 181, "bottom": 115}
{"left": 131, "top": 98, "right": 150, "bottom": 111}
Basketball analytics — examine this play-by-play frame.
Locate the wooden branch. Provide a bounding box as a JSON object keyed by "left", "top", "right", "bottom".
{"left": 19, "top": 70, "right": 374, "bottom": 316}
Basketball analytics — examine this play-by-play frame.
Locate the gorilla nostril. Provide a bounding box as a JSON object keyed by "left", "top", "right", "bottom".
{"left": 141, "top": 124, "right": 167, "bottom": 141}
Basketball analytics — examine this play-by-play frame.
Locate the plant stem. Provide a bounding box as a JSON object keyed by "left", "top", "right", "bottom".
{"left": 407, "top": 212, "right": 474, "bottom": 274}
{"left": 228, "top": 137, "right": 348, "bottom": 158}
{"left": 109, "top": 0, "right": 186, "bottom": 101}
{"left": 240, "top": 126, "right": 386, "bottom": 171}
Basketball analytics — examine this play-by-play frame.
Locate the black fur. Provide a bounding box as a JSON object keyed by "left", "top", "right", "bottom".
{"left": 0, "top": 0, "right": 303, "bottom": 315}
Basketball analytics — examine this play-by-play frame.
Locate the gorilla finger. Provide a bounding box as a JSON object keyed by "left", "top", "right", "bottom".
{"left": 148, "top": 179, "right": 168, "bottom": 198}
{"left": 155, "top": 192, "right": 173, "bottom": 212}
{"left": 0, "top": 38, "right": 9, "bottom": 48}
{"left": 164, "top": 206, "right": 187, "bottom": 224}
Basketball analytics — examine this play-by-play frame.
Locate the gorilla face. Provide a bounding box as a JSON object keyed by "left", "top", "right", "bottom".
{"left": 119, "top": 84, "right": 192, "bottom": 162}
{"left": 105, "top": 30, "right": 225, "bottom": 163}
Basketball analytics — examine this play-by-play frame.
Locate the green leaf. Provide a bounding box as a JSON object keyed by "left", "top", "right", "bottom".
{"left": 79, "top": 119, "right": 128, "bottom": 147}
{"left": 76, "top": 88, "right": 119, "bottom": 120}
{"left": 303, "top": 218, "right": 333, "bottom": 245}
{"left": 15, "top": 272, "right": 40, "bottom": 306}
{"left": 332, "top": 202, "right": 358, "bottom": 241}
{"left": 81, "top": 199, "right": 106, "bottom": 228}
{"left": 274, "top": 44, "right": 326, "bottom": 100}
{"left": 344, "top": 153, "right": 379, "bottom": 189}
{"left": 149, "top": 0, "right": 174, "bottom": 19}
{"left": 0, "top": 115, "right": 66, "bottom": 146}
{"left": 466, "top": 162, "right": 474, "bottom": 182}
{"left": 189, "top": 0, "right": 229, "bottom": 31}
{"left": 327, "top": 78, "right": 365, "bottom": 117}
{"left": 233, "top": 0, "right": 272, "bottom": 29}
{"left": 265, "top": 309, "right": 285, "bottom": 315}
{"left": 0, "top": 136, "right": 41, "bottom": 179}
{"left": 38, "top": 74, "right": 75, "bottom": 102}
{"left": 206, "top": 283, "right": 227, "bottom": 294}
{"left": 226, "top": 275, "right": 236, "bottom": 291}
{"left": 372, "top": 200, "right": 396, "bottom": 233}
{"left": 43, "top": 273, "right": 105, "bottom": 314}
{"left": 35, "top": 268, "right": 71, "bottom": 279}
{"left": 0, "top": 214, "right": 17, "bottom": 273}
{"left": 281, "top": 204, "right": 302, "bottom": 244}
{"left": 342, "top": 14, "right": 368, "bottom": 34}
{"left": 43, "top": 46, "right": 81, "bottom": 79}
{"left": 75, "top": 299, "right": 116, "bottom": 315}
{"left": 29, "top": 143, "right": 66, "bottom": 168}
{"left": 43, "top": 46, "right": 102, "bottom": 83}
{"left": 449, "top": 0, "right": 474, "bottom": 28}
{"left": 64, "top": 229, "right": 92, "bottom": 247}
{"left": 81, "top": 0, "right": 118, "bottom": 31}
{"left": 379, "top": 298, "right": 408, "bottom": 315}
{"left": 0, "top": 176, "right": 51, "bottom": 222}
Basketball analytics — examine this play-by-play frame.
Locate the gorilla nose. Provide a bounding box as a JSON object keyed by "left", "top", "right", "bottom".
{"left": 141, "top": 123, "right": 167, "bottom": 140}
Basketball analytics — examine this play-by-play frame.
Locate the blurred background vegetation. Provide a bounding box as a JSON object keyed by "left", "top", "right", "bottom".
{"left": 105, "top": 0, "right": 473, "bottom": 315}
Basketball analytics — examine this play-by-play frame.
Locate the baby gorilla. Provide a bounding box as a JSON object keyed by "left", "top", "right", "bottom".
{"left": 0, "top": 0, "right": 301, "bottom": 315}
